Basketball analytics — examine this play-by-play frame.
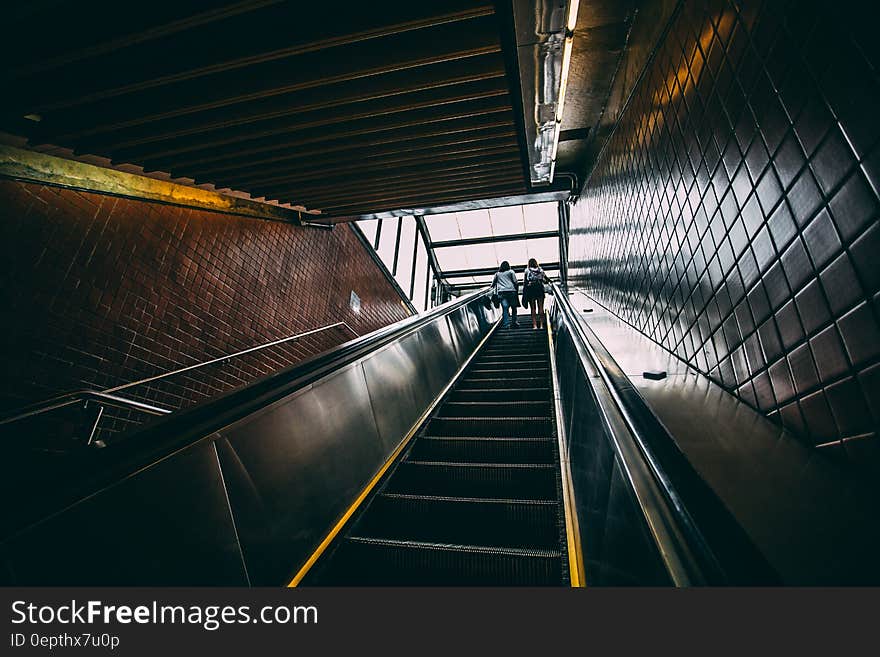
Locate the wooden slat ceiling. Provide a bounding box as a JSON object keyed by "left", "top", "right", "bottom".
{"left": 0, "top": 0, "right": 532, "bottom": 218}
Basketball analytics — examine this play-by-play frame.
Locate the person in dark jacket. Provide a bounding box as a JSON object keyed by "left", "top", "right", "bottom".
{"left": 491, "top": 261, "right": 519, "bottom": 328}
{"left": 522, "top": 258, "right": 549, "bottom": 330}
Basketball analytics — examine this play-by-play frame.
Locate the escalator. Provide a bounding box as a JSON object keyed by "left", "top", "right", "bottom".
{"left": 306, "top": 324, "right": 568, "bottom": 585}
{"left": 0, "top": 287, "right": 788, "bottom": 586}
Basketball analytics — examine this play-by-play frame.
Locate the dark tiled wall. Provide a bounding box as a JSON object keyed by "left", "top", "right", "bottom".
{"left": 568, "top": 0, "right": 880, "bottom": 465}
{"left": 0, "top": 180, "right": 410, "bottom": 435}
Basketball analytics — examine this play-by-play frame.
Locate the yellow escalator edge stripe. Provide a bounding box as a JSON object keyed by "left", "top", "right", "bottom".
{"left": 546, "top": 308, "right": 586, "bottom": 587}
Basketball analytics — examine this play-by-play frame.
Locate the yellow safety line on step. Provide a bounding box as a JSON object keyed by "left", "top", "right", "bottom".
{"left": 546, "top": 309, "right": 586, "bottom": 587}
{"left": 287, "top": 317, "right": 502, "bottom": 587}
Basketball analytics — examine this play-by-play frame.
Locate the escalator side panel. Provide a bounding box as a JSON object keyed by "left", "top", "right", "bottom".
{"left": 215, "top": 362, "right": 385, "bottom": 586}
{"left": 1, "top": 441, "right": 249, "bottom": 585}
{"left": 597, "top": 460, "right": 672, "bottom": 586}
{"left": 551, "top": 308, "right": 672, "bottom": 586}
{"left": 446, "top": 298, "right": 491, "bottom": 361}
{"left": 362, "top": 332, "right": 436, "bottom": 452}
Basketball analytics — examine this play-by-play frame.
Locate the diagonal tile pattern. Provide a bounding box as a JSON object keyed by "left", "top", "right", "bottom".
{"left": 568, "top": 0, "right": 880, "bottom": 466}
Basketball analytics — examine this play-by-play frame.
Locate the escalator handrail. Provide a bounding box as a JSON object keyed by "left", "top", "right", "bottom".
{"left": 551, "top": 283, "right": 718, "bottom": 584}
{"left": 0, "top": 289, "right": 492, "bottom": 540}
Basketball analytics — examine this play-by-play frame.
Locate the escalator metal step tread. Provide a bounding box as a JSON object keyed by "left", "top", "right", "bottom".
{"left": 469, "top": 367, "right": 549, "bottom": 374}
{"left": 486, "top": 342, "right": 546, "bottom": 348}
{"left": 450, "top": 388, "right": 551, "bottom": 402}
{"left": 418, "top": 435, "right": 554, "bottom": 441}
{"left": 466, "top": 372, "right": 549, "bottom": 381}
{"left": 481, "top": 348, "right": 548, "bottom": 355}
{"left": 489, "top": 347, "right": 546, "bottom": 350}
{"left": 440, "top": 401, "right": 552, "bottom": 417}
{"left": 404, "top": 460, "right": 555, "bottom": 468}
{"left": 378, "top": 492, "right": 558, "bottom": 505}
{"left": 427, "top": 416, "right": 553, "bottom": 437}
{"left": 473, "top": 362, "right": 548, "bottom": 371}
{"left": 460, "top": 373, "right": 548, "bottom": 379}
{"left": 443, "top": 400, "right": 552, "bottom": 405}
{"left": 320, "top": 537, "right": 564, "bottom": 585}
{"left": 463, "top": 370, "right": 549, "bottom": 377}
{"left": 486, "top": 346, "right": 546, "bottom": 351}
{"left": 348, "top": 536, "right": 561, "bottom": 558}
{"left": 457, "top": 378, "right": 548, "bottom": 389}
{"left": 385, "top": 461, "right": 558, "bottom": 499}
{"left": 408, "top": 436, "right": 555, "bottom": 464}
{"left": 352, "top": 493, "right": 561, "bottom": 549}
{"left": 486, "top": 347, "right": 546, "bottom": 352}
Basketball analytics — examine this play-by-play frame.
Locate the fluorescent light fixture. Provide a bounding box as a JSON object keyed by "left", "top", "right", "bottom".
{"left": 566, "top": 0, "right": 580, "bottom": 31}
{"left": 527, "top": 0, "right": 578, "bottom": 186}
{"left": 556, "top": 36, "right": 574, "bottom": 123}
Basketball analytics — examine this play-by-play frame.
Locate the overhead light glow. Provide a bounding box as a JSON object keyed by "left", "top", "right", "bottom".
{"left": 556, "top": 36, "right": 574, "bottom": 124}
{"left": 566, "top": 0, "right": 580, "bottom": 31}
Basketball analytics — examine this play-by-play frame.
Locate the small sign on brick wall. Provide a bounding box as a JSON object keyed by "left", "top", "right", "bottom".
{"left": 349, "top": 290, "right": 361, "bottom": 313}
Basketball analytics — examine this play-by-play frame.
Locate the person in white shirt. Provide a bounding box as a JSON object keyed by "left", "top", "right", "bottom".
{"left": 491, "top": 261, "right": 520, "bottom": 328}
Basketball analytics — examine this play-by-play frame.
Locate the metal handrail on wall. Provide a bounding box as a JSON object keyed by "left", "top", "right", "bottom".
{"left": 0, "top": 321, "right": 358, "bottom": 446}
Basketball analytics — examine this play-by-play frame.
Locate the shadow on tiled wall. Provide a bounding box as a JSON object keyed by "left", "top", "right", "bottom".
{"left": 568, "top": 0, "right": 880, "bottom": 468}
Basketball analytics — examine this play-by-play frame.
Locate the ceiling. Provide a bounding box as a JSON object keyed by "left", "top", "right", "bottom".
{"left": 0, "top": 1, "right": 645, "bottom": 220}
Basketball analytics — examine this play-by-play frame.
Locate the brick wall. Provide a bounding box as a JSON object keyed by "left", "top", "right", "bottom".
{"left": 0, "top": 179, "right": 410, "bottom": 439}
{"left": 568, "top": 0, "right": 880, "bottom": 468}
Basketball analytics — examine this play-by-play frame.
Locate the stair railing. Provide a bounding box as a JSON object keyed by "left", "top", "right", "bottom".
{"left": 0, "top": 321, "right": 358, "bottom": 447}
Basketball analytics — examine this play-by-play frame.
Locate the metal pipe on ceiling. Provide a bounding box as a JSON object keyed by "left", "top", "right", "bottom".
{"left": 513, "top": 0, "right": 579, "bottom": 185}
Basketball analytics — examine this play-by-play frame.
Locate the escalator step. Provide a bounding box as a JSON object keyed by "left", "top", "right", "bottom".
{"left": 489, "top": 337, "right": 546, "bottom": 345}
{"left": 427, "top": 416, "right": 553, "bottom": 437}
{"left": 481, "top": 340, "right": 549, "bottom": 353}
{"left": 468, "top": 367, "right": 549, "bottom": 378}
{"left": 467, "top": 371, "right": 548, "bottom": 380}
{"left": 465, "top": 367, "right": 550, "bottom": 381}
{"left": 409, "top": 436, "right": 555, "bottom": 463}
{"left": 386, "top": 461, "right": 557, "bottom": 499}
{"left": 474, "top": 357, "right": 548, "bottom": 367}
{"left": 324, "top": 537, "right": 564, "bottom": 585}
{"left": 440, "top": 401, "right": 552, "bottom": 418}
{"left": 482, "top": 346, "right": 548, "bottom": 354}
{"left": 494, "top": 327, "right": 545, "bottom": 334}
{"left": 479, "top": 352, "right": 548, "bottom": 361}
{"left": 449, "top": 388, "right": 551, "bottom": 402}
{"left": 353, "top": 493, "right": 561, "bottom": 549}
{"left": 457, "top": 377, "right": 548, "bottom": 389}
